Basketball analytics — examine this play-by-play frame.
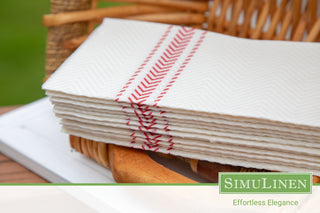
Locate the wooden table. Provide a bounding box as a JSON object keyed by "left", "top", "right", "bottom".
{"left": 0, "top": 106, "right": 48, "bottom": 183}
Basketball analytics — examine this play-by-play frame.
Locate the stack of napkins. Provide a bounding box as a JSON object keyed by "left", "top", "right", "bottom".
{"left": 43, "top": 18, "right": 320, "bottom": 175}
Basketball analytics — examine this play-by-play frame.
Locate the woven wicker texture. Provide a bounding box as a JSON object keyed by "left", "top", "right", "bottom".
{"left": 45, "top": 0, "right": 91, "bottom": 76}
{"left": 44, "top": 0, "right": 320, "bottom": 181}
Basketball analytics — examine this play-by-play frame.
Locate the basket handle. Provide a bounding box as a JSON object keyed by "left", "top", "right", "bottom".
{"left": 108, "top": 144, "right": 197, "bottom": 183}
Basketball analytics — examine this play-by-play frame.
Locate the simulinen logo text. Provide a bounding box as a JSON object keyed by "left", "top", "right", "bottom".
{"left": 219, "top": 172, "right": 312, "bottom": 194}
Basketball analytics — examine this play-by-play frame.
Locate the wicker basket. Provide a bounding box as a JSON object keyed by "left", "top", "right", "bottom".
{"left": 43, "top": 0, "right": 320, "bottom": 183}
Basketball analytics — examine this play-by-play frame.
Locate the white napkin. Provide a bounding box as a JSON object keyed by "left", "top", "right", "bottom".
{"left": 43, "top": 18, "right": 320, "bottom": 126}
{"left": 43, "top": 18, "right": 320, "bottom": 175}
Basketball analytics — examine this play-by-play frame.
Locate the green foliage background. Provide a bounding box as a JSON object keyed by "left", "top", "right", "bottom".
{"left": 0, "top": 1, "right": 124, "bottom": 106}
{"left": 0, "top": 1, "right": 50, "bottom": 106}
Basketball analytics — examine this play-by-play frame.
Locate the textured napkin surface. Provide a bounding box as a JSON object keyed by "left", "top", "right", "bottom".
{"left": 43, "top": 18, "right": 320, "bottom": 127}
{"left": 49, "top": 94, "right": 320, "bottom": 138}
{"left": 42, "top": 18, "right": 320, "bottom": 174}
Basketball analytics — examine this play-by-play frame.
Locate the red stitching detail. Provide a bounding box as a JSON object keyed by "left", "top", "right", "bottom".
{"left": 126, "top": 27, "right": 195, "bottom": 152}
{"left": 116, "top": 26, "right": 200, "bottom": 153}
{"left": 153, "top": 31, "right": 207, "bottom": 153}
{"left": 116, "top": 26, "right": 173, "bottom": 98}
{"left": 154, "top": 31, "right": 207, "bottom": 105}
{"left": 129, "top": 28, "right": 195, "bottom": 105}
{"left": 115, "top": 26, "right": 173, "bottom": 147}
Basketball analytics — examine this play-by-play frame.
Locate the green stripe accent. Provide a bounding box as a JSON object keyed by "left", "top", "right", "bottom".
{"left": 0, "top": 183, "right": 219, "bottom": 186}
{"left": 0, "top": 182, "right": 319, "bottom": 187}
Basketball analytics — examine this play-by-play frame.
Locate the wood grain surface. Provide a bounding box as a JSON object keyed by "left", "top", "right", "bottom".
{"left": 0, "top": 106, "right": 48, "bottom": 183}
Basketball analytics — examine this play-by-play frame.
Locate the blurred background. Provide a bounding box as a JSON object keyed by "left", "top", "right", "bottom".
{"left": 0, "top": 1, "right": 50, "bottom": 106}
{"left": 0, "top": 1, "right": 123, "bottom": 106}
